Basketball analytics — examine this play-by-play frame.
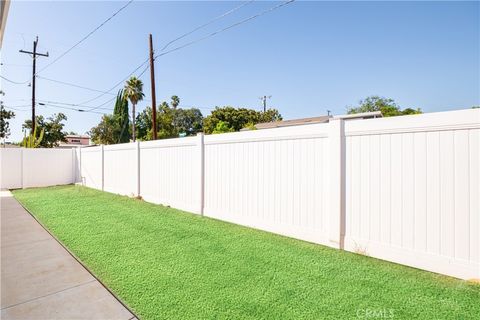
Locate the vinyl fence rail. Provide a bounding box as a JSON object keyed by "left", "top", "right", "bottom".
{"left": 1, "top": 108, "right": 479, "bottom": 280}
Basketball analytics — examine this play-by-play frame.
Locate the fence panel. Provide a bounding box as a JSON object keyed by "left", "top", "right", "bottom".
{"left": 103, "top": 143, "right": 138, "bottom": 196}
{"left": 139, "top": 137, "right": 201, "bottom": 214}
{"left": 344, "top": 109, "right": 480, "bottom": 279}
{"left": 80, "top": 146, "right": 103, "bottom": 190}
{"left": 0, "top": 148, "right": 22, "bottom": 189}
{"left": 203, "top": 124, "right": 332, "bottom": 246}
{"left": 22, "top": 148, "right": 74, "bottom": 188}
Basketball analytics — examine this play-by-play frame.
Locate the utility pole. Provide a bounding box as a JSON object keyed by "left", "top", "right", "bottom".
{"left": 259, "top": 95, "right": 272, "bottom": 113}
{"left": 19, "top": 36, "right": 49, "bottom": 133}
{"left": 149, "top": 34, "right": 157, "bottom": 140}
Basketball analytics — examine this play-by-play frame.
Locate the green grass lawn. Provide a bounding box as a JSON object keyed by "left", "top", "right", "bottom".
{"left": 13, "top": 185, "right": 479, "bottom": 320}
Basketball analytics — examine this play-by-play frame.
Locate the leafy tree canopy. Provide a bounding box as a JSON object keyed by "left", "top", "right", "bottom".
{"left": 212, "top": 121, "right": 234, "bottom": 134}
{"left": 89, "top": 90, "right": 131, "bottom": 145}
{"left": 89, "top": 114, "right": 123, "bottom": 145}
{"left": 23, "top": 113, "right": 68, "bottom": 148}
{"left": 0, "top": 108, "right": 15, "bottom": 141}
{"left": 203, "top": 107, "right": 282, "bottom": 134}
{"left": 347, "top": 96, "right": 422, "bottom": 117}
{"left": 0, "top": 90, "right": 15, "bottom": 141}
{"left": 136, "top": 96, "right": 203, "bottom": 140}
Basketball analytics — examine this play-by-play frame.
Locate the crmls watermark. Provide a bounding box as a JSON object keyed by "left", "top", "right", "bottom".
{"left": 356, "top": 308, "right": 395, "bottom": 318}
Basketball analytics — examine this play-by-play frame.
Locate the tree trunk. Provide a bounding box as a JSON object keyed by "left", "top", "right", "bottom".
{"left": 132, "top": 103, "right": 136, "bottom": 142}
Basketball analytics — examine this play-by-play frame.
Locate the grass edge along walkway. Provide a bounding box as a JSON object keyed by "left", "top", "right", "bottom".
{"left": 12, "top": 185, "right": 480, "bottom": 320}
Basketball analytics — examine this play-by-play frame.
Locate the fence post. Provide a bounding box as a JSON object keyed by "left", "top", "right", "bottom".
{"left": 328, "top": 118, "right": 346, "bottom": 249}
{"left": 197, "top": 133, "right": 205, "bottom": 216}
{"left": 101, "top": 145, "right": 104, "bottom": 191}
{"left": 78, "top": 147, "right": 83, "bottom": 185}
{"left": 71, "top": 148, "right": 75, "bottom": 184}
{"left": 20, "top": 148, "right": 24, "bottom": 189}
{"left": 136, "top": 141, "right": 141, "bottom": 197}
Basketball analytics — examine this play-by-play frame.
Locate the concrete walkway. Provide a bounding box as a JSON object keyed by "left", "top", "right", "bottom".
{"left": 1, "top": 190, "right": 135, "bottom": 320}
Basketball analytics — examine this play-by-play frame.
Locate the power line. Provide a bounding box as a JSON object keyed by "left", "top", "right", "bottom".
{"left": 154, "top": 0, "right": 296, "bottom": 60}
{"left": 1, "top": 1, "right": 253, "bottom": 99}
{"left": 32, "top": 0, "right": 134, "bottom": 79}
{"left": 37, "top": 76, "right": 117, "bottom": 95}
{"left": 0, "top": 75, "right": 28, "bottom": 84}
{"left": 2, "top": 105, "right": 31, "bottom": 111}
{"left": 6, "top": 0, "right": 294, "bottom": 115}
{"left": 5, "top": 0, "right": 134, "bottom": 85}
{"left": 84, "top": 63, "right": 149, "bottom": 112}
{"left": 74, "top": 1, "right": 273, "bottom": 108}
{"left": 79, "top": 58, "right": 149, "bottom": 107}
{"left": 38, "top": 102, "right": 106, "bottom": 114}
{"left": 36, "top": 99, "right": 113, "bottom": 111}
{"left": 85, "top": 96, "right": 118, "bottom": 112}
{"left": 85, "top": 0, "right": 294, "bottom": 109}
{"left": 159, "top": 0, "right": 256, "bottom": 52}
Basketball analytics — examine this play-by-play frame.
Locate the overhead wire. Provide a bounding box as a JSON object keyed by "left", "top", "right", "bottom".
{"left": 78, "top": 0, "right": 262, "bottom": 109}
{"left": 154, "top": 0, "right": 296, "bottom": 60}
{"left": 85, "top": 0, "right": 295, "bottom": 110}
{"left": 36, "top": 76, "right": 117, "bottom": 95}
{"left": 5, "top": 0, "right": 295, "bottom": 115}
{"left": 33, "top": 0, "right": 135, "bottom": 78}
{"left": 0, "top": 75, "right": 28, "bottom": 85}
{"left": 38, "top": 102, "right": 106, "bottom": 115}
{"left": 2, "top": 0, "right": 135, "bottom": 85}
{"left": 159, "top": 0, "right": 255, "bottom": 52}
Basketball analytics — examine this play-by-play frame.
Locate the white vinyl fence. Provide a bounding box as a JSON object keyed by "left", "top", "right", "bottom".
{"left": 0, "top": 108, "right": 478, "bottom": 280}
{"left": 343, "top": 111, "right": 480, "bottom": 280}
{"left": 0, "top": 148, "right": 76, "bottom": 189}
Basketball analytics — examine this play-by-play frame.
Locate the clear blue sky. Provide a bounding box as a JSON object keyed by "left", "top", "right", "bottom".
{"left": 1, "top": 1, "right": 479, "bottom": 141}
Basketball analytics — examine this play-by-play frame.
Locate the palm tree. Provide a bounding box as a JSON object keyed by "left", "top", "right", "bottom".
{"left": 171, "top": 95, "right": 180, "bottom": 109}
{"left": 123, "top": 77, "right": 145, "bottom": 142}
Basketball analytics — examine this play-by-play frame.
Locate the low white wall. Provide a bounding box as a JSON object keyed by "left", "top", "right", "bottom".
{"left": 0, "top": 148, "right": 75, "bottom": 189}
{"left": 0, "top": 148, "right": 22, "bottom": 189}
{"left": 23, "top": 149, "right": 74, "bottom": 188}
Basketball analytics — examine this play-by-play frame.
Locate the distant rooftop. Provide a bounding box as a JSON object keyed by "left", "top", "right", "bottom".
{"left": 249, "top": 111, "right": 382, "bottom": 130}
{"left": 251, "top": 116, "right": 331, "bottom": 130}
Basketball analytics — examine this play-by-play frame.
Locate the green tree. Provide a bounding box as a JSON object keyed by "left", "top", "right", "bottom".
{"left": 0, "top": 90, "right": 15, "bottom": 142}
{"left": 123, "top": 77, "right": 145, "bottom": 142}
{"left": 157, "top": 102, "right": 177, "bottom": 139}
{"left": 0, "top": 106, "right": 15, "bottom": 141}
{"left": 23, "top": 113, "right": 68, "bottom": 148}
{"left": 89, "top": 114, "right": 121, "bottom": 145}
{"left": 347, "top": 96, "right": 422, "bottom": 117}
{"left": 173, "top": 108, "right": 203, "bottom": 136}
{"left": 113, "top": 89, "right": 130, "bottom": 143}
{"left": 135, "top": 106, "right": 153, "bottom": 141}
{"left": 212, "top": 121, "right": 234, "bottom": 134}
{"left": 135, "top": 101, "right": 203, "bottom": 140}
{"left": 203, "top": 107, "right": 282, "bottom": 134}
